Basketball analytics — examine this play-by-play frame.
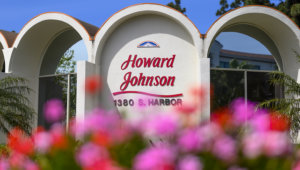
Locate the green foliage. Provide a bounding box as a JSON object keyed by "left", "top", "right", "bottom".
{"left": 36, "top": 135, "right": 81, "bottom": 170}
{"left": 229, "top": 59, "right": 254, "bottom": 69}
{"left": 167, "top": 0, "right": 186, "bottom": 15}
{"left": 260, "top": 70, "right": 300, "bottom": 140}
{"left": 109, "top": 134, "right": 147, "bottom": 168}
{"left": 0, "top": 144, "right": 9, "bottom": 156}
{"left": 216, "top": 0, "right": 300, "bottom": 26}
{"left": 0, "top": 76, "right": 35, "bottom": 135}
{"left": 56, "top": 50, "right": 76, "bottom": 74}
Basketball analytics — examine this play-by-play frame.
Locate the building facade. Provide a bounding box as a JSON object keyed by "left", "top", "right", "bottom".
{"left": 210, "top": 40, "right": 277, "bottom": 70}
{"left": 0, "top": 4, "right": 299, "bottom": 143}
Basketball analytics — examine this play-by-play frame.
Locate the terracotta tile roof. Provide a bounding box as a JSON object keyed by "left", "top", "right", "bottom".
{"left": 220, "top": 49, "right": 274, "bottom": 60}
{"left": 0, "top": 30, "right": 18, "bottom": 47}
{"left": 74, "top": 18, "right": 98, "bottom": 39}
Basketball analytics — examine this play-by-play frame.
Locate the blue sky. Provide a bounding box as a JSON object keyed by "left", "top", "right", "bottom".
{"left": 0, "top": 0, "right": 270, "bottom": 61}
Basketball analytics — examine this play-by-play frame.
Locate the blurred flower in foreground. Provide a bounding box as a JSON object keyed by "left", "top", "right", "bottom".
{"left": 134, "top": 145, "right": 175, "bottom": 170}
{"left": 243, "top": 131, "right": 291, "bottom": 158}
{"left": 1, "top": 94, "right": 297, "bottom": 170}
{"left": 33, "top": 131, "right": 52, "bottom": 153}
{"left": 142, "top": 113, "right": 179, "bottom": 138}
{"left": 85, "top": 75, "right": 102, "bottom": 94}
{"left": 269, "top": 112, "right": 290, "bottom": 131}
{"left": 76, "top": 142, "right": 111, "bottom": 170}
{"left": 175, "top": 86, "right": 207, "bottom": 115}
{"left": 231, "top": 98, "right": 256, "bottom": 125}
{"left": 7, "top": 128, "right": 34, "bottom": 155}
{"left": 213, "top": 135, "right": 236, "bottom": 161}
{"left": 178, "top": 155, "right": 202, "bottom": 170}
{"left": 71, "top": 109, "right": 130, "bottom": 144}
{"left": 0, "top": 159, "right": 9, "bottom": 170}
{"left": 211, "top": 107, "right": 232, "bottom": 128}
{"left": 175, "top": 102, "right": 197, "bottom": 115}
{"left": 177, "top": 128, "right": 204, "bottom": 152}
{"left": 43, "top": 99, "right": 65, "bottom": 123}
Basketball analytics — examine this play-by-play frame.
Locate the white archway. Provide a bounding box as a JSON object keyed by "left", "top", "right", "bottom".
{"left": 7, "top": 12, "right": 97, "bottom": 77}
{"left": 4, "top": 12, "right": 98, "bottom": 127}
{"left": 83, "top": 3, "right": 210, "bottom": 121}
{"left": 0, "top": 30, "right": 17, "bottom": 72}
{"left": 205, "top": 5, "right": 300, "bottom": 79}
{"left": 93, "top": 3, "right": 202, "bottom": 64}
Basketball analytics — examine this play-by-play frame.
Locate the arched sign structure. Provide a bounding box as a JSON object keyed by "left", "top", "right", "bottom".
{"left": 0, "top": 30, "right": 17, "bottom": 72}
{"left": 90, "top": 4, "right": 208, "bottom": 122}
{"left": 3, "top": 12, "right": 98, "bottom": 125}
{"left": 0, "top": 4, "right": 299, "bottom": 127}
{"left": 204, "top": 5, "right": 300, "bottom": 79}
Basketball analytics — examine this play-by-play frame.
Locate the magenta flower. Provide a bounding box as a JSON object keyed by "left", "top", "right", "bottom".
{"left": 0, "top": 159, "right": 9, "bottom": 170}
{"left": 243, "top": 132, "right": 264, "bottom": 158}
{"left": 143, "top": 113, "right": 179, "bottom": 137}
{"left": 43, "top": 99, "right": 65, "bottom": 123}
{"left": 228, "top": 166, "right": 248, "bottom": 170}
{"left": 198, "top": 123, "right": 222, "bottom": 146}
{"left": 178, "top": 155, "right": 202, "bottom": 170}
{"left": 231, "top": 98, "right": 256, "bottom": 125}
{"left": 9, "top": 152, "right": 26, "bottom": 168}
{"left": 33, "top": 132, "right": 53, "bottom": 153}
{"left": 85, "top": 109, "right": 120, "bottom": 132}
{"left": 76, "top": 142, "right": 109, "bottom": 168}
{"left": 243, "top": 131, "right": 291, "bottom": 158}
{"left": 23, "top": 160, "right": 39, "bottom": 170}
{"left": 293, "top": 161, "right": 300, "bottom": 170}
{"left": 249, "top": 113, "right": 270, "bottom": 132}
{"left": 134, "top": 145, "right": 176, "bottom": 170}
{"left": 213, "top": 135, "right": 236, "bottom": 161}
{"left": 177, "top": 128, "right": 204, "bottom": 152}
{"left": 263, "top": 132, "right": 290, "bottom": 156}
{"left": 70, "top": 119, "right": 86, "bottom": 138}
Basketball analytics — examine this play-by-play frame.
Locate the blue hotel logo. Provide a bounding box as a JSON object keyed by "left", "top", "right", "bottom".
{"left": 137, "top": 41, "right": 160, "bottom": 48}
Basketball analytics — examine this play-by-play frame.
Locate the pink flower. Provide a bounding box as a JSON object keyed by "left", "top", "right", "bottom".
{"left": 243, "top": 131, "right": 291, "bottom": 158}
{"left": 231, "top": 98, "right": 256, "bottom": 125}
{"left": 33, "top": 132, "right": 52, "bottom": 153}
{"left": 228, "top": 166, "right": 248, "bottom": 170}
{"left": 177, "top": 123, "right": 221, "bottom": 152}
{"left": 49, "top": 124, "right": 67, "bottom": 149}
{"left": 85, "top": 109, "right": 121, "bottom": 133}
{"left": 43, "top": 99, "right": 65, "bottom": 123}
{"left": 76, "top": 142, "right": 109, "bottom": 168}
{"left": 0, "top": 159, "right": 9, "bottom": 170}
{"left": 249, "top": 113, "right": 270, "bottom": 132}
{"left": 142, "top": 113, "right": 179, "bottom": 137}
{"left": 178, "top": 155, "right": 202, "bottom": 170}
{"left": 134, "top": 145, "right": 176, "bottom": 170}
{"left": 243, "top": 132, "right": 264, "bottom": 158}
{"left": 9, "top": 152, "right": 26, "bottom": 168}
{"left": 23, "top": 160, "right": 39, "bottom": 170}
{"left": 263, "top": 132, "right": 291, "bottom": 156}
{"left": 70, "top": 119, "right": 86, "bottom": 138}
{"left": 198, "top": 123, "right": 222, "bottom": 146}
{"left": 177, "top": 128, "right": 204, "bottom": 152}
{"left": 213, "top": 135, "right": 236, "bottom": 161}
{"left": 294, "top": 161, "right": 300, "bottom": 170}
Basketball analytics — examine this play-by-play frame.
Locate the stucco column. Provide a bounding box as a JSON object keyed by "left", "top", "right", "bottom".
{"left": 76, "top": 61, "right": 99, "bottom": 122}
{"left": 199, "top": 58, "right": 210, "bottom": 121}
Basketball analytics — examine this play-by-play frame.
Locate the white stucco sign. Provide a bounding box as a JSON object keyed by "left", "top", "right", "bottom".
{"left": 108, "top": 39, "right": 197, "bottom": 112}
{"left": 91, "top": 5, "right": 205, "bottom": 118}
